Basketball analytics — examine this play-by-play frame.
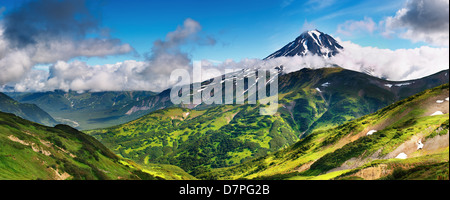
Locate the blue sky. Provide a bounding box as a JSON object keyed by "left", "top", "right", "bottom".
{"left": 0, "top": 0, "right": 430, "bottom": 65}
{"left": 97, "top": 0, "right": 421, "bottom": 63}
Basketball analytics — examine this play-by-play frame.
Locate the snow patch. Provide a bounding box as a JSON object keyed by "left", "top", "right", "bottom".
{"left": 366, "top": 130, "right": 377, "bottom": 136}
{"left": 321, "top": 82, "right": 330, "bottom": 87}
{"left": 395, "top": 82, "right": 412, "bottom": 87}
{"left": 385, "top": 82, "right": 414, "bottom": 88}
{"left": 436, "top": 100, "right": 444, "bottom": 103}
{"left": 430, "top": 111, "right": 444, "bottom": 116}
{"left": 287, "top": 41, "right": 295, "bottom": 48}
{"left": 395, "top": 153, "right": 408, "bottom": 159}
{"left": 417, "top": 139, "right": 424, "bottom": 150}
{"left": 308, "top": 32, "right": 320, "bottom": 46}
{"left": 302, "top": 40, "right": 308, "bottom": 51}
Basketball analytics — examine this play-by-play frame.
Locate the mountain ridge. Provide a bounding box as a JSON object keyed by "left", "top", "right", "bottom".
{"left": 0, "top": 92, "right": 57, "bottom": 127}
{"left": 0, "top": 110, "right": 195, "bottom": 180}
{"left": 6, "top": 90, "right": 165, "bottom": 130}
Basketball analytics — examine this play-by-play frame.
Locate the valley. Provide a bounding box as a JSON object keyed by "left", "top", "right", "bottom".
{"left": 85, "top": 67, "right": 449, "bottom": 178}
{"left": 6, "top": 90, "right": 171, "bottom": 130}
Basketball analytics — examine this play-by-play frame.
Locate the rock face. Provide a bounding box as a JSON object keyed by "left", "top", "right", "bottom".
{"left": 265, "top": 29, "right": 343, "bottom": 59}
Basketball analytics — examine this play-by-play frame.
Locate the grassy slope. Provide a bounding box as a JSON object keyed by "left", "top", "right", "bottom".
{"left": 199, "top": 84, "right": 449, "bottom": 180}
{"left": 86, "top": 104, "right": 299, "bottom": 176}
{"left": 0, "top": 111, "right": 194, "bottom": 180}
{"left": 277, "top": 68, "right": 448, "bottom": 137}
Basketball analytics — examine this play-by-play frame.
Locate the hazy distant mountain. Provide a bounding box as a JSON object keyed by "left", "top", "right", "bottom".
{"left": 6, "top": 90, "right": 171, "bottom": 130}
{"left": 0, "top": 92, "right": 57, "bottom": 126}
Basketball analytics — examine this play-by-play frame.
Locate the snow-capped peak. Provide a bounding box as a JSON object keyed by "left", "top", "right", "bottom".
{"left": 265, "top": 29, "right": 343, "bottom": 59}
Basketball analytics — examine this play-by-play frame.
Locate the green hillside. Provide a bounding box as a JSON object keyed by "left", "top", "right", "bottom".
{"left": 0, "top": 92, "right": 57, "bottom": 127}
{"left": 199, "top": 84, "right": 449, "bottom": 180}
{"left": 276, "top": 68, "right": 449, "bottom": 137}
{"left": 0, "top": 111, "right": 194, "bottom": 180}
{"left": 86, "top": 104, "right": 298, "bottom": 176}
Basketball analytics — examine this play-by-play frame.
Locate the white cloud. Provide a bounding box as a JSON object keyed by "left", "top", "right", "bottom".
{"left": 12, "top": 60, "right": 149, "bottom": 92}
{"left": 337, "top": 17, "right": 377, "bottom": 36}
{"left": 331, "top": 40, "right": 449, "bottom": 80}
{"left": 6, "top": 18, "right": 216, "bottom": 93}
{"left": 31, "top": 38, "right": 133, "bottom": 63}
{"left": 382, "top": 0, "right": 449, "bottom": 46}
{"left": 0, "top": 0, "right": 135, "bottom": 85}
{"left": 0, "top": 27, "right": 133, "bottom": 85}
{"left": 0, "top": 50, "right": 33, "bottom": 84}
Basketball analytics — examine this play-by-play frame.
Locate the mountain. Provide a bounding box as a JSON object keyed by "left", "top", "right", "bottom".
{"left": 86, "top": 68, "right": 449, "bottom": 176}
{"left": 199, "top": 84, "right": 449, "bottom": 180}
{"left": 277, "top": 68, "right": 449, "bottom": 137}
{"left": 265, "top": 29, "right": 343, "bottom": 59}
{"left": 0, "top": 92, "right": 57, "bottom": 127}
{"left": 0, "top": 111, "right": 194, "bottom": 180}
{"left": 6, "top": 90, "right": 171, "bottom": 130}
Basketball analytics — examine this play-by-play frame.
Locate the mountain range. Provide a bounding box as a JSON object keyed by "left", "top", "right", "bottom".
{"left": 86, "top": 67, "right": 449, "bottom": 175}
{"left": 0, "top": 30, "right": 448, "bottom": 180}
{"left": 6, "top": 90, "right": 170, "bottom": 130}
{"left": 0, "top": 92, "right": 57, "bottom": 127}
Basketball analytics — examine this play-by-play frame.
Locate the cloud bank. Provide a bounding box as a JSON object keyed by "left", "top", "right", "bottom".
{"left": 256, "top": 40, "right": 448, "bottom": 81}
{"left": 8, "top": 38, "right": 448, "bottom": 93}
{"left": 331, "top": 40, "right": 449, "bottom": 80}
{"left": 7, "top": 18, "right": 216, "bottom": 92}
{"left": 383, "top": 0, "right": 449, "bottom": 46}
{"left": 0, "top": 0, "right": 133, "bottom": 85}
